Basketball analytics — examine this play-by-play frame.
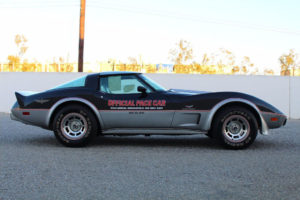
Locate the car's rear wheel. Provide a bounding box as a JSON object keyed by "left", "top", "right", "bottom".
{"left": 212, "top": 106, "right": 258, "bottom": 149}
{"left": 53, "top": 104, "right": 97, "bottom": 147}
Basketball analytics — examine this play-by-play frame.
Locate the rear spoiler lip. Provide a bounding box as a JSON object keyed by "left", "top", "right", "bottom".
{"left": 15, "top": 91, "right": 38, "bottom": 107}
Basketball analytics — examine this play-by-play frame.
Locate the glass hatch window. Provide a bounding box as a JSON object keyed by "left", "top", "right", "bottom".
{"left": 52, "top": 75, "right": 87, "bottom": 89}
{"left": 138, "top": 74, "right": 167, "bottom": 92}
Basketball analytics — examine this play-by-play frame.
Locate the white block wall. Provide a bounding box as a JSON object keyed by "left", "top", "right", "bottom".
{"left": 0, "top": 72, "right": 299, "bottom": 119}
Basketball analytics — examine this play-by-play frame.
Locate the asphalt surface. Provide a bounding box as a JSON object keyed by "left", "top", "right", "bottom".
{"left": 0, "top": 113, "right": 300, "bottom": 200}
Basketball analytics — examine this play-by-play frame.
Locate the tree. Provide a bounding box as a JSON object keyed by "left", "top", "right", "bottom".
{"left": 7, "top": 34, "right": 28, "bottom": 71}
{"left": 169, "top": 40, "right": 193, "bottom": 65}
{"left": 127, "top": 57, "right": 139, "bottom": 71}
{"left": 15, "top": 34, "right": 28, "bottom": 58}
{"left": 264, "top": 68, "right": 274, "bottom": 75}
{"left": 240, "top": 56, "right": 257, "bottom": 75}
{"left": 201, "top": 53, "right": 210, "bottom": 66}
{"left": 232, "top": 66, "right": 240, "bottom": 74}
{"left": 128, "top": 57, "right": 137, "bottom": 65}
{"left": 169, "top": 40, "right": 193, "bottom": 73}
{"left": 279, "top": 49, "right": 298, "bottom": 76}
{"left": 217, "top": 48, "right": 235, "bottom": 74}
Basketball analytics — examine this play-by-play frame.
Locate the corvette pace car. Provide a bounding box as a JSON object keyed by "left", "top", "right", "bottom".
{"left": 11, "top": 72, "right": 287, "bottom": 149}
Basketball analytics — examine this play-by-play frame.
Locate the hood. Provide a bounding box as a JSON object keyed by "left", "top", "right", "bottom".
{"left": 169, "top": 89, "right": 209, "bottom": 95}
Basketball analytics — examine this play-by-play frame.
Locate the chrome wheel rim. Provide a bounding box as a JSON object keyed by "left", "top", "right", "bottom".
{"left": 60, "top": 113, "right": 88, "bottom": 140}
{"left": 222, "top": 115, "right": 250, "bottom": 142}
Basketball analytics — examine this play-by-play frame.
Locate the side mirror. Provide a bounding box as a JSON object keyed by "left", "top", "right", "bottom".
{"left": 137, "top": 86, "right": 147, "bottom": 94}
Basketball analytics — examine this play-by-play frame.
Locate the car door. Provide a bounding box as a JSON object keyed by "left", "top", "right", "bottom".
{"left": 96, "top": 74, "right": 174, "bottom": 129}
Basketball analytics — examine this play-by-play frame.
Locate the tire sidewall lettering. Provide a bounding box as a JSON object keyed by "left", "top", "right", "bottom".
{"left": 53, "top": 105, "right": 97, "bottom": 147}
{"left": 215, "top": 107, "right": 258, "bottom": 149}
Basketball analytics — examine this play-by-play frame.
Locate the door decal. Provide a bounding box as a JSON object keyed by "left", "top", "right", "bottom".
{"left": 107, "top": 99, "right": 166, "bottom": 110}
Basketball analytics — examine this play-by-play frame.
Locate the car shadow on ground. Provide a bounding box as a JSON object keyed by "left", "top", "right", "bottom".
{"left": 90, "top": 135, "right": 221, "bottom": 149}
{"left": 6, "top": 132, "right": 292, "bottom": 150}
{"left": 5, "top": 133, "right": 221, "bottom": 149}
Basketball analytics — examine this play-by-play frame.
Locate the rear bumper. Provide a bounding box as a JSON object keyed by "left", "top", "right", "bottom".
{"left": 10, "top": 103, "right": 49, "bottom": 129}
{"left": 10, "top": 112, "right": 29, "bottom": 125}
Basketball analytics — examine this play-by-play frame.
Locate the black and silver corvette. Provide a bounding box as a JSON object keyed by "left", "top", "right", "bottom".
{"left": 11, "top": 72, "right": 287, "bottom": 149}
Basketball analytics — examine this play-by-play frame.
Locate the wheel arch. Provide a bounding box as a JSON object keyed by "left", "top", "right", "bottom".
{"left": 47, "top": 98, "right": 103, "bottom": 131}
{"left": 203, "top": 98, "right": 268, "bottom": 135}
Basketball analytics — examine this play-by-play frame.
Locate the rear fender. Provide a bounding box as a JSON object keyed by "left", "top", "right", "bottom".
{"left": 46, "top": 97, "right": 104, "bottom": 129}
{"left": 15, "top": 91, "right": 38, "bottom": 107}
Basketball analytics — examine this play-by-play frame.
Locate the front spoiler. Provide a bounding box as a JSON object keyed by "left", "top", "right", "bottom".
{"left": 261, "top": 112, "right": 287, "bottom": 133}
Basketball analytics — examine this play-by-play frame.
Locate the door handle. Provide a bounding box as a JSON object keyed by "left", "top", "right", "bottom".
{"left": 95, "top": 93, "right": 104, "bottom": 99}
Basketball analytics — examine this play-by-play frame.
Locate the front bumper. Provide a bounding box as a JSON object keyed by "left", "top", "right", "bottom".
{"left": 262, "top": 112, "right": 287, "bottom": 129}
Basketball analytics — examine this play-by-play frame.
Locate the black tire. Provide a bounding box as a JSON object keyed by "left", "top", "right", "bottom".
{"left": 211, "top": 106, "right": 258, "bottom": 149}
{"left": 205, "top": 131, "right": 214, "bottom": 138}
{"left": 53, "top": 104, "right": 98, "bottom": 147}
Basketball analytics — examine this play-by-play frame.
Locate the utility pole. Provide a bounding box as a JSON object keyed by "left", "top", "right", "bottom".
{"left": 78, "top": 0, "right": 86, "bottom": 72}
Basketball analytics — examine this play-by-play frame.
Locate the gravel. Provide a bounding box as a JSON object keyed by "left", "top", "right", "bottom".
{"left": 0, "top": 113, "right": 299, "bottom": 200}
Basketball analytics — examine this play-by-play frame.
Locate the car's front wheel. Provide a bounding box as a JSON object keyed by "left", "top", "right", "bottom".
{"left": 53, "top": 104, "right": 97, "bottom": 147}
{"left": 212, "top": 106, "right": 258, "bottom": 149}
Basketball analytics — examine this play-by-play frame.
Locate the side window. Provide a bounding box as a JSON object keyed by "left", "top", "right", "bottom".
{"left": 100, "top": 75, "right": 152, "bottom": 94}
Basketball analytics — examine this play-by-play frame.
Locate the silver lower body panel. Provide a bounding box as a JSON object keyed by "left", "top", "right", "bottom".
{"left": 102, "top": 128, "right": 206, "bottom": 135}
{"left": 10, "top": 109, "right": 49, "bottom": 129}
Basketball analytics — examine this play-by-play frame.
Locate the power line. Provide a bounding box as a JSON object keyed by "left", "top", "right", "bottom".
{"left": 86, "top": 4, "right": 300, "bottom": 36}
{"left": 0, "top": 0, "right": 78, "bottom": 4}
{"left": 0, "top": 5, "right": 79, "bottom": 8}
{"left": 0, "top": 1, "right": 79, "bottom": 8}
{"left": 1, "top": 1, "right": 300, "bottom": 36}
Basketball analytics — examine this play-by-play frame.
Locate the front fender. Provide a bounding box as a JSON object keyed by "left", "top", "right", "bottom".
{"left": 201, "top": 98, "right": 269, "bottom": 135}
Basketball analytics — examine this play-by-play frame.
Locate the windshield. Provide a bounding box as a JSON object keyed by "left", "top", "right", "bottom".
{"left": 52, "top": 75, "right": 87, "bottom": 89}
{"left": 139, "top": 74, "right": 167, "bottom": 92}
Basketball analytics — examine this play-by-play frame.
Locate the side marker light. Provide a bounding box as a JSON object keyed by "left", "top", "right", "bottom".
{"left": 271, "top": 117, "right": 278, "bottom": 122}
{"left": 22, "top": 112, "right": 30, "bottom": 116}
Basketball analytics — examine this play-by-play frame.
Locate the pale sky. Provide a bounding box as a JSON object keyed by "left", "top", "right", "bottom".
{"left": 0, "top": 0, "right": 300, "bottom": 73}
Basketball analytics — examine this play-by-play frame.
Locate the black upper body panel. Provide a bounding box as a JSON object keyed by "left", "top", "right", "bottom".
{"left": 16, "top": 72, "right": 283, "bottom": 115}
